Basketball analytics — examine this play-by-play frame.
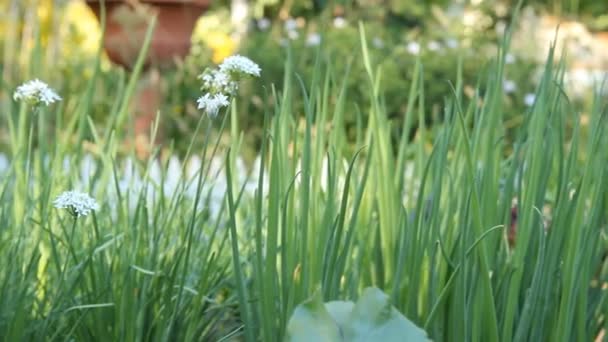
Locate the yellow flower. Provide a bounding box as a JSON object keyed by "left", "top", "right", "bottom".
{"left": 62, "top": 1, "right": 102, "bottom": 56}
{"left": 205, "top": 32, "right": 236, "bottom": 64}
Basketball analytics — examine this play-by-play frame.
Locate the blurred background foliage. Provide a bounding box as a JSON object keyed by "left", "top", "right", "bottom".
{"left": 0, "top": 0, "right": 605, "bottom": 158}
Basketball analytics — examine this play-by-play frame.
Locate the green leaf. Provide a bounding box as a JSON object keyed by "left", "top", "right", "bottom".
{"left": 286, "top": 288, "right": 429, "bottom": 342}
{"left": 285, "top": 291, "right": 342, "bottom": 342}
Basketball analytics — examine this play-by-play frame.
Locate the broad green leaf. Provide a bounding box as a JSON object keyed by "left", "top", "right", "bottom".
{"left": 341, "top": 287, "right": 428, "bottom": 341}
{"left": 325, "top": 300, "right": 354, "bottom": 328}
{"left": 285, "top": 291, "right": 342, "bottom": 342}
{"left": 286, "top": 287, "right": 429, "bottom": 341}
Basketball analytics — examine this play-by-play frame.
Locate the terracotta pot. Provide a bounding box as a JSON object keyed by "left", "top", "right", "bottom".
{"left": 85, "top": 0, "right": 211, "bottom": 69}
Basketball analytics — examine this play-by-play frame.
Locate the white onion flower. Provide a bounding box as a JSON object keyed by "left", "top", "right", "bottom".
{"left": 257, "top": 18, "right": 271, "bottom": 31}
{"left": 427, "top": 40, "right": 441, "bottom": 52}
{"left": 503, "top": 79, "right": 517, "bottom": 94}
{"left": 306, "top": 33, "right": 321, "bottom": 46}
{"left": 407, "top": 42, "right": 421, "bottom": 55}
{"left": 284, "top": 18, "right": 298, "bottom": 32}
{"left": 445, "top": 38, "right": 459, "bottom": 49}
{"left": 197, "top": 93, "right": 230, "bottom": 117}
{"left": 372, "top": 37, "right": 384, "bottom": 49}
{"left": 199, "top": 69, "right": 238, "bottom": 95}
{"left": 333, "top": 17, "right": 347, "bottom": 28}
{"left": 0, "top": 153, "right": 9, "bottom": 174}
{"left": 13, "top": 79, "right": 61, "bottom": 107}
{"left": 524, "top": 93, "right": 536, "bottom": 107}
{"left": 198, "top": 55, "right": 260, "bottom": 117}
{"left": 287, "top": 30, "right": 300, "bottom": 40}
{"left": 505, "top": 53, "right": 516, "bottom": 65}
{"left": 219, "top": 55, "right": 261, "bottom": 78}
{"left": 53, "top": 190, "right": 99, "bottom": 218}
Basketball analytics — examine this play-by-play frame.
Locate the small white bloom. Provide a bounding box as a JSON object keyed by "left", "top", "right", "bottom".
{"left": 257, "top": 18, "right": 271, "bottom": 30}
{"left": 445, "top": 38, "right": 459, "bottom": 49}
{"left": 372, "top": 37, "right": 384, "bottom": 49}
{"left": 53, "top": 190, "right": 99, "bottom": 217}
{"left": 495, "top": 20, "right": 507, "bottom": 36}
{"left": 0, "top": 153, "right": 9, "bottom": 174}
{"left": 306, "top": 33, "right": 321, "bottom": 46}
{"left": 197, "top": 93, "right": 230, "bottom": 117}
{"left": 284, "top": 18, "right": 298, "bottom": 32}
{"left": 199, "top": 69, "right": 238, "bottom": 95}
{"left": 505, "top": 53, "right": 516, "bottom": 64}
{"left": 13, "top": 79, "right": 61, "bottom": 106}
{"left": 503, "top": 79, "right": 517, "bottom": 94}
{"left": 287, "top": 29, "right": 299, "bottom": 40}
{"left": 428, "top": 40, "right": 441, "bottom": 52}
{"left": 407, "top": 41, "right": 421, "bottom": 55}
{"left": 524, "top": 93, "right": 536, "bottom": 106}
{"left": 219, "top": 55, "right": 261, "bottom": 77}
{"left": 333, "top": 17, "right": 347, "bottom": 29}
